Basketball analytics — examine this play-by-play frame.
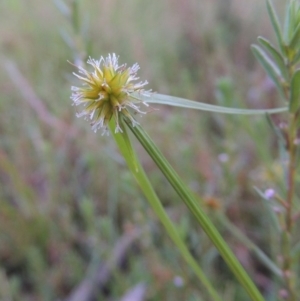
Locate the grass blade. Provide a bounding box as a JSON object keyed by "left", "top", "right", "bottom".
{"left": 258, "top": 36, "right": 288, "bottom": 80}
{"left": 109, "top": 118, "right": 222, "bottom": 301}
{"left": 289, "top": 69, "right": 300, "bottom": 113}
{"left": 289, "top": 23, "right": 300, "bottom": 53}
{"left": 217, "top": 212, "right": 282, "bottom": 277}
{"left": 125, "top": 118, "right": 266, "bottom": 301}
{"left": 138, "top": 93, "right": 288, "bottom": 114}
{"left": 266, "top": 0, "right": 284, "bottom": 52}
{"left": 251, "top": 45, "right": 285, "bottom": 98}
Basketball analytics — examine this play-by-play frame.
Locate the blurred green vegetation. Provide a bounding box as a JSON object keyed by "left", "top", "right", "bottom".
{"left": 0, "top": 0, "right": 292, "bottom": 300}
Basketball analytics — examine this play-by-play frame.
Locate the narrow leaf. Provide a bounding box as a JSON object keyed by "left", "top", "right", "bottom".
{"left": 109, "top": 119, "right": 222, "bottom": 301}
{"left": 53, "top": 0, "right": 70, "bottom": 17}
{"left": 267, "top": 0, "right": 284, "bottom": 52}
{"left": 258, "top": 36, "right": 288, "bottom": 80}
{"left": 118, "top": 118, "right": 139, "bottom": 172}
{"left": 71, "top": 0, "right": 80, "bottom": 34}
{"left": 218, "top": 210, "right": 281, "bottom": 276}
{"left": 290, "top": 69, "right": 300, "bottom": 113}
{"left": 292, "top": 48, "right": 300, "bottom": 65}
{"left": 288, "top": 22, "right": 300, "bottom": 51}
{"left": 125, "top": 119, "right": 266, "bottom": 301}
{"left": 266, "top": 114, "right": 286, "bottom": 144}
{"left": 137, "top": 93, "right": 288, "bottom": 115}
{"left": 60, "top": 29, "right": 75, "bottom": 49}
{"left": 253, "top": 186, "right": 281, "bottom": 233}
{"left": 283, "top": 0, "right": 295, "bottom": 43}
{"left": 251, "top": 45, "right": 285, "bottom": 97}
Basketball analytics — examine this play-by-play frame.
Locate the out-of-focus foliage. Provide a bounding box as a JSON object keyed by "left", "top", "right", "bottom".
{"left": 0, "top": 0, "right": 291, "bottom": 300}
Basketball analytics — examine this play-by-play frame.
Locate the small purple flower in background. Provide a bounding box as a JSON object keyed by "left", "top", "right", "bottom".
{"left": 264, "top": 188, "right": 275, "bottom": 200}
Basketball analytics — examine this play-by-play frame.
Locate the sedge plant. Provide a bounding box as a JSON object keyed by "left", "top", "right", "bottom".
{"left": 66, "top": 0, "right": 300, "bottom": 300}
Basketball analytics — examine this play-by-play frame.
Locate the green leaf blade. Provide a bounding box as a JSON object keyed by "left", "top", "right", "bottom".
{"left": 288, "top": 23, "right": 300, "bottom": 52}
{"left": 257, "top": 36, "right": 288, "bottom": 80}
{"left": 125, "top": 120, "right": 266, "bottom": 301}
{"left": 266, "top": 0, "right": 284, "bottom": 51}
{"left": 251, "top": 45, "right": 285, "bottom": 97}
{"left": 109, "top": 118, "right": 222, "bottom": 301}
{"left": 292, "top": 49, "right": 300, "bottom": 65}
{"left": 289, "top": 69, "right": 300, "bottom": 113}
{"left": 138, "top": 93, "right": 288, "bottom": 115}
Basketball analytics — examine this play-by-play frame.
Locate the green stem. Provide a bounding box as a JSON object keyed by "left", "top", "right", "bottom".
{"left": 281, "top": 113, "right": 298, "bottom": 301}
{"left": 125, "top": 118, "right": 265, "bottom": 301}
{"left": 217, "top": 213, "right": 282, "bottom": 278}
{"left": 109, "top": 120, "right": 222, "bottom": 301}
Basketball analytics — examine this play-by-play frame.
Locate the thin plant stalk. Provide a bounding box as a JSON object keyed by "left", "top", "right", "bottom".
{"left": 124, "top": 116, "right": 266, "bottom": 301}
{"left": 278, "top": 33, "right": 300, "bottom": 299}
{"left": 109, "top": 119, "right": 222, "bottom": 301}
{"left": 216, "top": 213, "right": 282, "bottom": 278}
{"left": 281, "top": 112, "right": 299, "bottom": 301}
{"left": 251, "top": 1, "right": 300, "bottom": 297}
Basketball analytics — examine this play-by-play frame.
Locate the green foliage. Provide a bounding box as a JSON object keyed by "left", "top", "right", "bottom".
{"left": 290, "top": 69, "right": 300, "bottom": 113}
{"left": 0, "top": 0, "right": 299, "bottom": 300}
{"left": 251, "top": 45, "right": 285, "bottom": 98}
{"left": 257, "top": 37, "right": 288, "bottom": 80}
{"left": 144, "top": 93, "right": 287, "bottom": 115}
{"left": 266, "top": 0, "right": 284, "bottom": 52}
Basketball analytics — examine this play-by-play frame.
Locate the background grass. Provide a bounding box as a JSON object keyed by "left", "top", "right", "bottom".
{"left": 0, "top": 0, "right": 291, "bottom": 300}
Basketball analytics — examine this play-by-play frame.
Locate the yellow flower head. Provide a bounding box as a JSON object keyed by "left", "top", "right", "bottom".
{"left": 71, "top": 54, "right": 150, "bottom": 134}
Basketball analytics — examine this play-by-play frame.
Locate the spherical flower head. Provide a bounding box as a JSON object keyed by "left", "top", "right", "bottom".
{"left": 71, "top": 54, "right": 150, "bottom": 134}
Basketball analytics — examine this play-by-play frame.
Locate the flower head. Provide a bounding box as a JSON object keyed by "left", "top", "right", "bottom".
{"left": 71, "top": 54, "right": 150, "bottom": 134}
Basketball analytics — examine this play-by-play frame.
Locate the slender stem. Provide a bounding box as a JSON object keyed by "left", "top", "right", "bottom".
{"left": 217, "top": 213, "right": 282, "bottom": 278}
{"left": 109, "top": 120, "right": 222, "bottom": 301}
{"left": 125, "top": 117, "right": 266, "bottom": 301}
{"left": 286, "top": 117, "right": 297, "bottom": 231}
{"left": 281, "top": 114, "right": 298, "bottom": 301}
